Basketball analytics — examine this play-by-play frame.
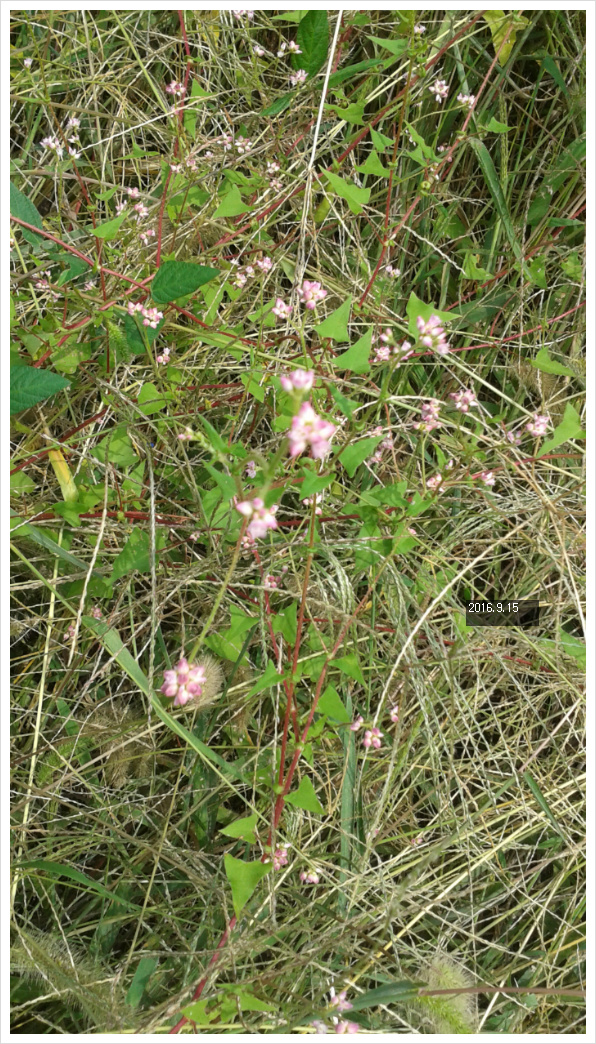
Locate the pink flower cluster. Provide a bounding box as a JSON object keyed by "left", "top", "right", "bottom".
{"left": 363, "top": 727, "right": 383, "bottom": 750}
{"left": 389, "top": 706, "right": 399, "bottom": 723}
{"left": 90, "top": 606, "right": 103, "bottom": 620}
{"left": 478, "top": 471, "right": 495, "bottom": 486}
{"left": 288, "top": 403, "right": 336, "bottom": 460}
{"left": 431, "top": 79, "right": 449, "bottom": 103}
{"left": 270, "top": 845, "right": 289, "bottom": 870}
{"left": 161, "top": 658, "right": 206, "bottom": 708}
{"left": 272, "top": 297, "right": 292, "bottom": 320}
{"left": 63, "top": 622, "right": 76, "bottom": 641}
{"left": 450, "top": 388, "right": 477, "bottom": 412}
{"left": 165, "top": 81, "right": 186, "bottom": 96}
{"left": 236, "top": 497, "right": 279, "bottom": 539}
{"left": 373, "top": 332, "right": 413, "bottom": 365}
{"left": 302, "top": 493, "right": 323, "bottom": 515}
{"left": 296, "top": 280, "right": 327, "bottom": 310}
{"left": 156, "top": 346, "right": 171, "bottom": 365}
{"left": 415, "top": 399, "right": 442, "bottom": 433}
{"left": 457, "top": 92, "right": 475, "bottom": 109}
{"left": 417, "top": 315, "right": 450, "bottom": 355}
{"left": 40, "top": 135, "right": 64, "bottom": 158}
{"left": 350, "top": 715, "right": 364, "bottom": 732}
{"left": 127, "top": 301, "right": 163, "bottom": 329}
{"left": 526, "top": 413, "right": 550, "bottom": 437}
{"left": 290, "top": 69, "right": 308, "bottom": 87}
{"left": 299, "top": 868, "right": 320, "bottom": 884}
{"left": 232, "top": 9, "right": 254, "bottom": 19}
{"left": 280, "top": 369, "right": 315, "bottom": 393}
{"left": 427, "top": 473, "right": 446, "bottom": 492}
{"left": 330, "top": 988, "right": 353, "bottom": 1013}
{"left": 278, "top": 40, "right": 302, "bottom": 56}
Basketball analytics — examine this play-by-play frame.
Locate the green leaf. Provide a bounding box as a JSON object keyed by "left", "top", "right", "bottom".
{"left": 91, "top": 213, "right": 126, "bottom": 240}
{"left": 92, "top": 427, "right": 138, "bottom": 467}
{"left": 340, "top": 435, "right": 383, "bottom": 477}
{"left": 405, "top": 122, "right": 437, "bottom": 161}
{"left": 300, "top": 471, "right": 333, "bottom": 498}
{"left": 485, "top": 116, "right": 511, "bottom": 133}
{"left": 197, "top": 414, "right": 228, "bottom": 454}
{"left": 560, "top": 252, "right": 583, "bottom": 281}
{"left": 111, "top": 528, "right": 150, "bottom": 581}
{"left": 224, "top": 855, "right": 271, "bottom": 918}
{"left": 219, "top": 814, "right": 258, "bottom": 844}
{"left": 125, "top": 957, "right": 159, "bottom": 1009}
{"left": 406, "top": 291, "right": 458, "bottom": 339}
{"left": 16, "top": 859, "right": 141, "bottom": 912}
{"left": 483, "top": 10, "right": 529, "bottom": 64}
{"left": 296, "top": 9, "right": 329, "bottom": 77}
{"left": 262, "top": 92, "right": 294, "bottom": 118}
{"left": 240, "top": 372, "right": 266, "bottom": 402}
{"left": 462, "top": 251, "right": 492, "bottom": 281}
{"left": 356, "top": 149, "right": 389, "bottom": 176}
{"left": 331, "top": 653, "right": 365, "bottom": 684}
{"left": 527, "top": 138, "right": 586, "bottom": 225}
{"left": 329, "top": 384, "right": 359, "bottom": 418}
{"left": 10, "top": 365, "right": 70, "bottom": 415}
{"left": 56, "top": 257, "right": 89, "bottom": 286}
{"left": 324, "top": 171, "right": 370, "bottom": 215}
{"left": 531, "top": 346, "right": 576, "bottom": 377}
{"left": 523, "top": 771, "right": 565, "bottom": 839}
{"left": 367, "top": 35, "right": 409, "bottom": 57}
{"left": 317, "top": 684, "right": 351, "bottom": 723}
{"left": 557, "top": 629, "right": 586, "bottom": 668}
{"left": 469, "top": 138, "right": 524, "bottom": 266}
{"left": 271, "top": 602, "right": 298, "bottom": 644}
{"left": 248, "top": 660, "right": 284, "bottom": 696}
{"left": 349, "top": 981, "right": 422, "bottom": 1010}
{"left": 315, "top": 296, "right": 351, "bottom": 342}
{"left": 333, "top": 328, "right": 372, "bottom": 373}
{"left": 325, "top": 102, "right": 366, "bottom": 126}
{"left": 328, "top": 58, "right": 384, "bottom": 87}
{"left": 272, "top": 10, "right": 308, "bottom": 22}
{"left": 538, "top": 403, "right": 585, "bottom": 457}
{"left": 10, "top": 513, "right": 103, "bottom": 577}
{"left": 370, "top": 128, "right": 394, "bottom": 153}
{"left": 10, "top": 471, "right": 35, "bottom": 495}
{"left": 124, "top": 312, "right": 164, "bottom": 354}
{"left": 204, "top": 463, "right": 237, "bottom": 499}
{"left": 151, "top": 261, "right": 219, "bottom": 304}
{"left": 526, "top": 256, "right": 548, "bottom": 289}
{"left": 184, "top": 78, "right": 204, "bottom": 138}
{"left": 541, "top": 55, "right": 569, "bottom": 98}
{"left": 285, "top": 776, "right": 324, "bottom": 814}
{"left": 10, "top": 181, "right": 44, "bottom": 245}
{"left": 138, "top": 382, "right": 170, "bottom": 415}
{"left": 214, "top": 184, "right": 250, "bottom": 218}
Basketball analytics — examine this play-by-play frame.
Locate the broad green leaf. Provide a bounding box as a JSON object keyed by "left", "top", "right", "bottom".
{"left": 331, "top": 653, "right": 365, "bottom": 684}
{"left": 16, "top": 859, "right": 142, "bottom": 912}
{"left": 91, "top": 213, "right": 126, "bottom": 240}
{"left": 349, "top": 981, "right": 423, "bottom": 1010}
{"left": 151, "top": 261, "right": 219, "bottom": 304}
{"left": 538, "top": 403, "right": 585, "bottom": 457}
{"left": 219, "top": 814, "right": 258, "bottom": 844}
{"left": 356, "top": 149, "right": 389, "bottom": 176}
{"left": 557, "top": 629, "right": 586, "bottom": 669}
{"left": 324, "top": 171, "right": 370, "bottom": 215}
{"left": 300, "top": 471, "right": 333, "bottom": 498}
{"left": 123, "top": 312, "right": 164, "bottom": 354}
{"left": 329, "top": 385, "right": 359, "bottom": 418}
{"left": 527, "top": 138, "right": 586, "bottom": 225}
{"left": 485, "top": 116, "right": 511, "bottom": 133}
{"left": 262, "top": 92, "right": 293, "bottom": 118}
{"left": 295, "top": 9, "right": 328, "bottom": 77}
{"left": 325, "top": 102, "right": 366, "bottom": 126}
{"left": 138, "top": 382, "right": 170, "bottom": 415}
{"left": 92, "top": 427, "right": 137, "bottom": 467}
{"left": 315, "top": 296, "right": 351, "bottom": 342}
{"left": 531, "top": 346, "right": 576, "bottom": 377}
{"left": 271, "top": 602, "right": 298, "bottom": 644}
{"left": 240, "top": 372, "right": 266, "bottom": 402}
{"left": 111, "top": 529, "right": 151, "bottom": 581}
{"left": 10, "top": 181, "right": 44, "bottom": 245}
{"left": 272, "top": 10, "right": 308, "bottom": 22}
{"left": 526, "top": 256, "right": 548, "bottom": 289}
{"left": 370, "top": 127, "right": 394, "bottom": 153}
{"left": 317, "top": 684, "right": 351, "bottom": 723}
{"left": 197, "top": 414, "right": 228, "bottom": 454}
{"left": 184, "top": 78, "right": 204, "bottom": 138}
{"left": 333, "top": 328, "right": 372, "bottom": 374}
{"left": 10, "top": 365, "right": 70, "bottom": 415}
{"left": 339, "top": 435, "right": 383, "bottom": 477}
{"left": 214, "top": 185, "right": 250, "bottom": 219}
{"left": 168, "top": 186, "right": 210, "bottom": 221}
{"left": 285, "top": 776, "right": 324, "bottom": 814}
{"left": 367, "top": 35, "right": 409, "bottom": 57}
{"left": 483, "top": 11, "right": 529, "bottom": 64}
{"left": 56, "top": 257, "right": 89, "bottom": 286}
{"left": 224, "top": 855, "right": 271, "bottom": 918}
{"left": 560, "top": 252, "right": 583, "bottom": 281}
{"left": 204, "top": 463, "right": 237, "bottom": 499}
{"left": 10, "top": 471, "right": 35, "bottom": 495}
{"left": 248, "top": 660, "right": 284, "bottom": 696}
{"left": 180, "top": 1000, "right": 218, "bottom": 1025}
{"left": 125, "top": 957, "right": 158, "bottom": 1009}
{"left": 405, "top": 122, "right": 437, "bottom": 161}
{"left": 462, "top": 252, "right": 492, "bottom": 281}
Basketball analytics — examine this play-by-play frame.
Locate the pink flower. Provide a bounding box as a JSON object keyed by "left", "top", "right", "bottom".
{"left": 269, "top": 177, "right": 284, "bottom": 191}
{"left": 299, "top": 868, "right": 320, "bottom": 884}
{"left": 362, "top": 727, "right": 383, "bottom": 749}
{"left": 457, "top": 92, "right": 475, "bottom": 109}
{"left": 302, "top": 493, "right": 323, "bottom": 516}
{"left": 416, "top": 315, "right": 450, "bottom": 355}
{"left": 90, "top": 606, "right": 103, "bottom": 620}
{"left": 84, "top": 280, "right": 95, "bottom": 291}
{"left": 267, "top": 161, "right": 280, "bottom": 174}
{"left": 139, "top": 228, "right": 156, "bottom": 246}
{"left": 165, "top": 81, "right": 186, "bottom": 96}
{"left": 373, "top": 345, "right": 391, "bottom": 363}
{"left": 161, "top": 657, "right": 206, "bottom": 707}
{"left": 414, "top": 24, "right": 426, "bottom": 34}
{"left": 271, "top": 844, "right": 289, "bottom": 870}
{"left": 245, "top": 460, "right": 257, "bottom": 478}
{"left": 24, "top": 57, "right": 33, "bottom": 68}
{"left": 506, "top": 429, "right": 522, "bottom": 445}
{"left": 415, "top": 399, "right": 442, "bottom": 433}
{"left": 253, "top": 44, "right": 266, "bottom": 56}
{"left": 288, "top": 402, "right": 336, "bottom": 460}
{"left": 385, "top": 264, "right": 400, "bottom": 278}
{"left": 288, "top": 41, "right": 302, "bottom": 53}
{"left": 133, "top": 202, "right": 149, "bottom": 219}
{"left": 235, "top": 497, "right": 279, "bottom": 539}
{"left": 431, "top": 79, "right": 449, "bottom": 103}
{"left": 290, "top": 69, "right": 308, "bottom": 87}
{"left": 389, "top": 706, "right": 399, "bottom": 723}
{"left": 296, "top": 280, "right": 327, "bottom": 309}
{"left": 330, "top": 989, "right": 353, "bottom": 1013}
{"left": 235, "top": 136, "right": 252, "bottom": 154}
{"left": 393, "top": 339, "right": 413, "bottom": 363}
{"left": 232, "top": 9, "right": 254, "bottom": 19}
{"left": 256, "top": 256, "right": 273, "bottom": 272}
{"left": 178, "top": 427, "right": 193, "bottom": 441}
{"left": 127, "top": 187, "right": 140, "bottom": 199}
{"left": 526, "top": 413, "right": 550, "bottom": 437}
{"left": 115, "top": 200, "right": 127, "bottom": 215}
{"left": 479, "top": 471, "right": 495, "bottom": 486}
{"left": 426, "top": 473, "right": 445, "bottom": 492}
{"left": 350, "top": 715, "right": 364, "bottom": 732}
{"left": 280, "top": 369, "right": 315, "bottom": 393}
{"left": 272, "top": 297, "right": 292, "bottom": 319}
{"left": 142, "top": 307, "right": 163, "bottom": 329}
{"left": 450, "top": 388, "right": 478, "bottom": 412}
{"left": 333, "top": 1018, "right": 359, "bottom": 1034}
{"left": 156, "top": 346, "right": 171, "bottom": 364}
{"left": 40, "top": 135, "right": 63, "bottom": 158}
{"left": 379, "top": 327, "right": 393, "bottom": 344}
{"left": 264, "top": 574, "right": 280, "bottom": 590}
{"left": 63, "top": 622, "right": 76, "bottom": 641}
{"left": 170, "top": 163, "right": 183, "bottom": 174}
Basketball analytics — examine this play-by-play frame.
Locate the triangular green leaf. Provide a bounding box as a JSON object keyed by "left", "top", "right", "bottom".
{"left": 538, "top": 403, "right": 585, "bottom": 457}
{"left": 315, "top": 296, "right": 352, "bottom": 342}
{"left": 333, "top": 328, "right": 372, "bottom": 373}
{"left": 219, "top": 814, "right": 258, "bottom": 844}
{"left": 317, "top": 684, "right": 351, "bottom": 723}
{"left": 224, "top": 855, "right": 271, "bottom": 918}
{"left": 285, "top": 776, "right": 324, "bottom": 814}
{"left": 214, "top": 184, "right": 250, "bottom": 218}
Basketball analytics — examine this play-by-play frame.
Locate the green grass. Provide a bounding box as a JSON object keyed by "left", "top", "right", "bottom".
{"left": 10, "top": 8, "right": 586, "bottom": 1035}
